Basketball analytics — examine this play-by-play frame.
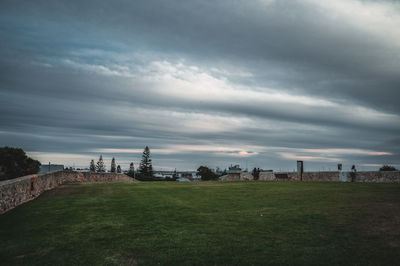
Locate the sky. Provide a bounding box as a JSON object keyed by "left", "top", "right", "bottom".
{"left": 1, "top": 0, "right": 399, "bottom": 171}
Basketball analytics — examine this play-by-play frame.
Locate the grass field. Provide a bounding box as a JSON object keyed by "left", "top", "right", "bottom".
{"left": 1, "top": 181, "right": 400, "bottom": 265}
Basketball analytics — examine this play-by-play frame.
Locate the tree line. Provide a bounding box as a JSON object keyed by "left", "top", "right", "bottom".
{"left": 1, "top": 146, "right": 398, "bottom": 182}
{"left": 89, "top": 146, "right": 153, "bottom": 180}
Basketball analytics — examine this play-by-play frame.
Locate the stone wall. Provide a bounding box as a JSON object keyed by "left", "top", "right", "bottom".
{"left": 240, "top": 172, "right": 254, "bottom": 180}
{"left": 258, "top": 172, "right": 275, "bottom": 181}
{"left": 220, "top": 172, "right": 257, "bottom": 181}
{"left": 295, "top": 171, "right": 340, "bottom": 182}
{"left": 0, "top": 171, "right": 134, "bottom": 214}
{"left": 351, "top": 171, "right": 400, "bottom": 183}
{"left": 229, "top": 171, "right": 400, "bottom": 183}
{"left": 221, "top": 173, "right": 240, "bottom": 181}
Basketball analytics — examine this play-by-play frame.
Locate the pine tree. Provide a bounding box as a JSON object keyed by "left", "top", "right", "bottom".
{"left": 117, "top": 165, "right": 121, "bottom": 173}
{"left": 111, "top": 157, "right": 116, "bottom": 173}
{"left": 96, "top": 155, "right": 106, "bottom": 173}
{"left": 127, "top": 162, "right": 135, "bottom": 178}
{"left": 139, "top": 146, "right": 153, "bottom": 177}
{"left": 90, "top": 160, "right": 95, "bottom": 172}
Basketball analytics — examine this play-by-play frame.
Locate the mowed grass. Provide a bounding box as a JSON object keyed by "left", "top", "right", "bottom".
{"left": 1, "top": 181, "right": 400, "bottom": 265}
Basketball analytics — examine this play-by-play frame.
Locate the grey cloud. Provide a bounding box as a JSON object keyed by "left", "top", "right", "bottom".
{"left": 1, "top": 0, "right": 399, "bottom": 170}
{"left": 3, "top": 0, "right": 396, "bottom": 113}
{"left": 2, "top": 58, "right": 399, "bottom": 136}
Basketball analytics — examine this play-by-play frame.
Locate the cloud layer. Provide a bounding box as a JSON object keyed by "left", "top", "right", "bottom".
{"left": 1, "top": 0, "right": 399, "bottom": 171}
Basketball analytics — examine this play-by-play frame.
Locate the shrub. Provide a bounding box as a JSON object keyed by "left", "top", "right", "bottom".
{"left": 0, "top": 147, "right": 41, "bottom": 181}
{"left": 379, "top": 165, "right": 398, "bottom": 171}
{"left": 197, "top": 166, "right": 218, "bottom": 181}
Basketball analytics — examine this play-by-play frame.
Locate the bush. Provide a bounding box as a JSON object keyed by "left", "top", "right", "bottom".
{"left": 379, "top": 165, "right": 398, "bottom": 171}
{"left": 197, "top": 166, "right": 218, "bottom": 181}
{"left": 134, "top": 173, "right": 159, "bottom": 181}
{"left": 0, "top": 147, "right": 41, "bottom": 181}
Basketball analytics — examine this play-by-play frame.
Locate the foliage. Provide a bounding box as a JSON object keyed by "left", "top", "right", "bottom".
{"left": 117, "top": 165, "right": 121, "bottom": 173}
{"left": 89, "top": 160, "right": 96, "bottom": 172}
{"left": 379, "top": 165, "right": 398, "bottom": 171}
{"left": 139, "top": 146, "right": 153, "bottom": 178}
{"left": 96, "top": 155, "right": 106, "bottom": 173}
{"left": 111, "top": 157, "right": 116, "bottom": 173}
{"left": 252, "top": 167, "right": 260, "bottom": 180}
{"left": 134, "top": 173, "right": 159, "bottom": 181}
{"left": 0, "top": 146, "right": 41, "bottom": 181}
{"left": 197, "top": 165, "right": 218, "bottom": 181}
{"left": 350, "top": 165, "right": 357, "bottom": 182}
{"left": 1, "top": 182, "right": 400, "bottom": 265}
{"left": 127, "top": 162, "right": 135, "bottom": 178}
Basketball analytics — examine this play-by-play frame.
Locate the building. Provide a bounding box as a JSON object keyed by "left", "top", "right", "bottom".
{"left": 38, "top": 164, "right": 64, "bottom": 174}
{"left": 227, "top": 164, "right": 242, "bottom": 180}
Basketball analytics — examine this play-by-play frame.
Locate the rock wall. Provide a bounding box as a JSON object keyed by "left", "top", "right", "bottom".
{"left": 230, "top": 171, "right": 400, "bottom": 183}
{"left": 351, "top": 171, "right": 400, "bottom": 183}
{"left": 240, "top": 172, "right": 254, "bottom": 180}
{"left": 0, "top": 171, "right": 134, "bottom": 214}
{"left": 296, "top": 172, "right": 340, "bottom": 182}
{"left": 258, "top": 172, "right": 275, "bottom": 181}
{"left": 220, "top": 172, "right": 259, "bottom": 181}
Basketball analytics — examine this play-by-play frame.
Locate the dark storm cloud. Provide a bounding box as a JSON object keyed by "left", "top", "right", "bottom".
{"left": 3, "top": 0, "right": 399, "bottom": 110}
{"left": 0, "top": 0, "right": 399, "bottom": 170}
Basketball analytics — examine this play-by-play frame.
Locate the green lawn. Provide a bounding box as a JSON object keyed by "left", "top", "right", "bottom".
{"left": 1, "top": 181, "right": 400, "bottom": 265}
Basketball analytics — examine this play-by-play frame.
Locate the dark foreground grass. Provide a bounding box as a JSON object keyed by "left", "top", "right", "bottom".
{"left": 1, "top": 181, "right": 400, "bottom": 265}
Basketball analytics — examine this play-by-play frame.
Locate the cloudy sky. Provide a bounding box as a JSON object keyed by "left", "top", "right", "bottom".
{"left": 1, "top": 0, "right": 399, "bottom": 171}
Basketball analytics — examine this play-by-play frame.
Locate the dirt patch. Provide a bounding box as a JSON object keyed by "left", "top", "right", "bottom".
{"left": 362, "top": 201, "right": 400, "bottom": 247}
{"left": 15, "top": 247, "right": 54, "bottom": 260}
{"left": 38, "top": 246, "right": 55, "bottom": 255}
{"left": 126, "top": 257, "right": 139, "bottom": 265}
{"left": 39, "top": 184, "right": 81, "bottom": 197}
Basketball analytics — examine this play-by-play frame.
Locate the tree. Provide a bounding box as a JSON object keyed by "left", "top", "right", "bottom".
{"left": 379, "top": 165, "right": 398, "bottom": 171}
{"left": 139, "top": 146, "right": 153, "bottom": 178}
{"left": 117, "top": 165, "right": 121, "bottom": 173}
{"left": 111, "top": 157, "right": 116, "bottom": 173}
{"left": 89, "top": 160, "right": 96, "bottom": 172}
{"left": 197, "top": 166, "right": 218, "bottom": 181}
{"left": 0, "top": 147, "right": 41, "bottom": 181}
{"left": 127, "top": 162, "right": 135, "bottom": 178}
{"left": 96, "top": 155, "right": 106, "bottom": 173}
{"left": 350, "top": 165, "right": 357, "bottom": 182}
{"left": 252, "top": 167, "right": 260, "bottom": 180}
